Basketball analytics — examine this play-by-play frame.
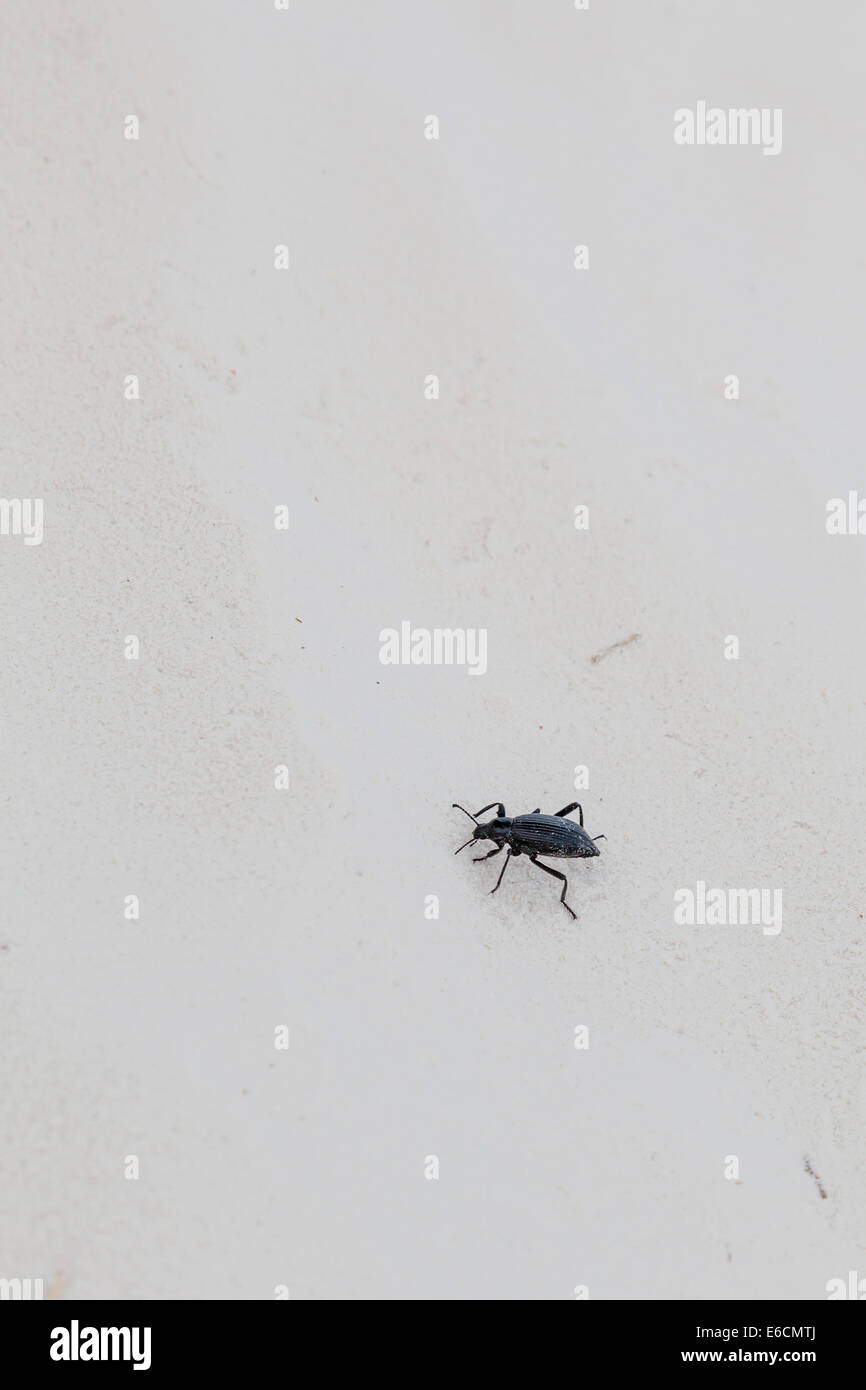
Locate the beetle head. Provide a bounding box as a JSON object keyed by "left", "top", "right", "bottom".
{"left": 453, "top": 804, "right": 512, "bottom": 854}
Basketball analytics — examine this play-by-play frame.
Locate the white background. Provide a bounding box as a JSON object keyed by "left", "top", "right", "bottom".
{"left": 2, "top": 0, "right": 865, "bottom": 1298}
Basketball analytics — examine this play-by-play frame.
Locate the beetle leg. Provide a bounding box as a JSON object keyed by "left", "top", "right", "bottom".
{"left": 489, "top": 849, "right": 512, "bottom": 894}
{"left": 474, "top": 802, "right": 506, "bottom": 819}
{"left": 593, "top": 834, "right": 606, "bottom": 842}
{"left": 530, "top": 808, "right": 540, "bottom": 814}
{"left": 529, "top": 856, "right": 577, "bottom": 920}
{"left": 554, "top": 802, "right": 583, "bottom": 826}
{"left": 472, "top": 846, "right": 503, "bottom": 863}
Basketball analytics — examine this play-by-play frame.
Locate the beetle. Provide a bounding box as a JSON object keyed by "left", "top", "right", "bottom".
{"left": 452, "top": 800, "right": 605, "bottom": 920}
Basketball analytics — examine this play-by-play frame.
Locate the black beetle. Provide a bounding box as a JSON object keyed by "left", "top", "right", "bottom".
{"left": 452, "top": 801, "right": 605, "bottom": 920}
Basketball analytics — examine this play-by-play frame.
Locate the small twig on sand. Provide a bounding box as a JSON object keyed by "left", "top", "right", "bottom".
{"left": 803, "top": 1155, "right": 827, "bottom": 1199}
{"left": 590, "top": 632, "right": 641, "bottom": 664}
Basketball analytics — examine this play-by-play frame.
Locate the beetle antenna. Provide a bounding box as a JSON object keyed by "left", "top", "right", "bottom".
{"left": 454, "top": 836, "right": 477, "bottom": 855}
{"left": 452, "top": 803, "right": 480, "bottom": 824}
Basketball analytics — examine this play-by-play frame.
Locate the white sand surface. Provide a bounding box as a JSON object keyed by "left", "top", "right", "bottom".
{"left": 2, "top": 0, "right": 865, "bottom": 1298}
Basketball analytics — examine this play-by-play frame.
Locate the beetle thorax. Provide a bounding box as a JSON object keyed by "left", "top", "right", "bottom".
{"left": 478, "top": 816, "right": 512, "bottom": 843}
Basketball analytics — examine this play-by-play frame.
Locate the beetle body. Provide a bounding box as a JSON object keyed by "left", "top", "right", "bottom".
{"left": 475, "top": 813, "right": 600, "bottom": 859}
{"left": 453, "top": 800, "right": 605, "bottom": 921}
